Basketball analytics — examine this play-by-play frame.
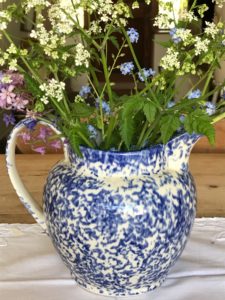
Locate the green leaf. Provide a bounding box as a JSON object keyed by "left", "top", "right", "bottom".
{"left": 24, "top": 74, "right": 41, "bottom": 98}
{"left": 69, "top": 133, "right": 82, "bottom": 156}
{"left": 122, "top": 95, "right": 144, "bottom": 118}
{"left": 160, "top": 115, "right": 180, "bottom": 144}
{"left": 119, "top": 95, "right": 145, "bottom": 149}
{"left": 119, "top": 116, "right": 134, "bottom": 149}
{"left": 109, "top": 36, "right": 120, "bottom": 50}
{"left": 143, "top": 102, "right": 157, "bottom": 123}
{"left": 184, "top": 109, "right": 215, "bottom": 145}
{"left": 72, "top": 103, "right": 95, "bottom": 118}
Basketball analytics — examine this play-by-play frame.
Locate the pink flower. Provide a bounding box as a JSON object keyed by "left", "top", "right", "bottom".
{"left": 50, "top": 140, "right": 62, "bottom": 150}
{"left": 6, "top": 71, "right": 24, "bottom": 86}
{"left": 0, "top": 95, "right": 7, "bottom": 109}
{"left": 18, "top": 132, "right": 31, "bottom": 143}
{"left": 12, "top": 96, "right": 29, "bottom": 111}
{"left": 37, "top": 126, "right": 52, "bottom": 141}
{"left": 32, "top": 146, "right": 46, "bottom": 155}
{"left": 0, "top": 85, "right": 16, "bottom": 109}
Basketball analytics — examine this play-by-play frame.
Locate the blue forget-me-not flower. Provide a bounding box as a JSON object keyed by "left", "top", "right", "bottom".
{"left": 188, "top": 89, "right": 201, "bottom": 99}
{"left": 127, "top": 28, "right": 139, "bottom": 43}
{"left": 120, "top": 62, "right": 134, "bottom": 75}
{"left": 79, "top": 85, "right": 91, "bottom": 97}
{"left": 205, "top": 102, "right": 216, "bottom": 116}
{"left": 167, "top": 101, "right": 176, "bottom": 108}
{"left": 138, "top": 68, "right": 156, "bottom": 81}
{"left": 95, "top": 98, "right": 111, "bottom": 115}
{"left": 169, "top": 28, "right": 182, "bottom": 44}
{"left": 87, "top": 125, "right": 98, "bottom": 139}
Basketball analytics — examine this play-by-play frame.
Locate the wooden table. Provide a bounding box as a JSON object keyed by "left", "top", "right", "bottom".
{"left": 1, "top": 154, "right": 225, "bottom": 223}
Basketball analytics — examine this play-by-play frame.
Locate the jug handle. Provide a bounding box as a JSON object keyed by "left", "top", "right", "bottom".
{"left": 5, "top": 118, "right": 69, "bottom": 231}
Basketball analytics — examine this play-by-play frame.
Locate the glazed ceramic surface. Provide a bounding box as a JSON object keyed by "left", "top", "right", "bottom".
{"left": 6, "top": 119, "right": 200, "bottom": 296}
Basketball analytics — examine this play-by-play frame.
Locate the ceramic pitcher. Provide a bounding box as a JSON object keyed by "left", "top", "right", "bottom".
{"left": 6, "top": 118, "right": 201, "bottom": 296}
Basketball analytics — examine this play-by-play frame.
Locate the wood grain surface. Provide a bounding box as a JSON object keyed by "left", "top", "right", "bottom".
{"left": 0, "top": 153, "right": 225, "bottom": 223}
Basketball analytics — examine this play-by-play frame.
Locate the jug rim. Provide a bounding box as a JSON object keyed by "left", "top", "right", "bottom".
{"left": 69, "top": 132, "right": 202, "bottom": 157}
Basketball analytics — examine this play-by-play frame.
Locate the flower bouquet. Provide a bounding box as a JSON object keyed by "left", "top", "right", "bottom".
{"left": 1, "top": 0, "right": 225, "bottom": 154}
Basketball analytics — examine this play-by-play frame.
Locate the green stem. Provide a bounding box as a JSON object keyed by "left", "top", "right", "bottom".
{"left": 137, "top": 121, "right": 149, "bottom": 148}
{"left": 101, "top": 49, "right": 113, "bottom": 105}
{"left": 100, "top": 39, "right": 126, "bottom": 97}
{"left": 202, "top": 69, "right": 214, "bottom": 96}
{"left": 87, "top": 75, "right": 99, "bottom": 97}
{"left": 61, "top": 8, "right": 101, "bottom": 51}
{"left": 3, "top": 30, "right": 42, "bottom": 83}
{"left": 77, "top": 130, "right": 94, "bottom": 148}
{"left": 104, "top": 115, "right": 117, "bottom": 149}
{"left": 90, "top": 67, "right": 101, "bottom": 94}
{"left": 121, "top": 26, "right": 158, "bottom": 102}
{"left": 139, "top": 113, "right": 162, "bottom": 148}
{"left": 212, "top": 112, "right": 225, "bottom": 124}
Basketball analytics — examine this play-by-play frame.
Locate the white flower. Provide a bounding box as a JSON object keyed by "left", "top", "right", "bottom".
{"left": 154, "top": 0, "right": 174, "bottom": 29}
{"left": 74, "top": 43, "right": 90, "bottom": 68}
{"left": 154, "top": 14, "right": 175, "bottom": 29}
{"left": 160, "top": 48, "right": 180, "bottom": 71}
{"left": 195, "top": 37, "right": 210, "bottom": 55}
{"left": 20, "top": 49, "right": 28, "bottom": 56}
{"left": 0, "top": 10, "right": 11, "bottom": 30}
{"left": 205, "top": 22, "right": 220, "bottom": 38}
{"left": 172, "top": 28, "right": 193, "bottom": 45}
{"left": 7, "top": 44, "right": 17, "bottom": 54}
{"left": 40, "top": 96, "right": 49, "bottom": 105}
{"left": 48, "top": 0, "right": 81, "bottom": 35}
{"left": 179, "top": 10, "right": 198, "bottom": 23}
{"left": 0, "top": 22, "right": 7, "bottom": 31}
{"left": 1, "top": 75, "right": 12, "bottom": 83}
{"left": 22, "top": 0, "right": 50, "bottom": 13}
{"left": 9, "top": 59, "right": 18, "bottom": 71}
{"left": 40, "top": 79, "right": 66, "bottom": 103}
{"left": 3, "top": 53, "right": 9, "bottom": 60}
{"left": 30, "top": 24, "right": 65, "bottom": 58}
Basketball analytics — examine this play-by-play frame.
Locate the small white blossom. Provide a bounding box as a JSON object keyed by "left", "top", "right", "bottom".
{"left": 7, "top": 44, "right": 17, "bottom": 54}
{"left": 9, "top": 59, "right": 18, "bottom": 71}
{"left": 2, "top": 75, "right": 12, "bottom": 83}
{"left": 205, "top": 22, "right": 220, "bottom": 38}
{"left": 154, "top": 0, "right": 175, "bottom": 29}
{"left": 20, "top": 49, "right": 28, "bottom": 56}
{"left": 40, "top": 79, "right": 66, "bottom": 103}
{"left": 160, "top": 48, "right": 180, "bottom": 71}
{"left": 30, "top": 24, "right": 65, "bottom": 58}
{"left": 195, "top": 37, "right": 210, "bottom": 55}
{"left": 74, "top": 43, "right": 90, "bottom": 68}
{"left": 179, "top": 10, "right": 198, "bottom": 23}
{"left": 74, "top": 95, "right": 85, "bottom": 103}
{"left": 0, "top": 11, "right": 11, "bottom": 30}
{"left": 22, "top": 0, "right": 50, "bottom": 13}
{"left": 172, "top": 28, "right": 193, "bottom": 45}
{"left": 3, "top": 53, "right": 9, "bottom": 60}
{"left": 40, "top": 95, "right": 49, "bottom": 105}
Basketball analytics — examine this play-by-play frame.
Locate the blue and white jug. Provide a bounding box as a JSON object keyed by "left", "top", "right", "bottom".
{"left": 6, "top": 118, "right": 200, "bottom": 296}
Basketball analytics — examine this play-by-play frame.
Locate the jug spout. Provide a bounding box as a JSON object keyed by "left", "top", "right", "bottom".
{"left": 165, "top": 133, "right": 201, "bottom": 173}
